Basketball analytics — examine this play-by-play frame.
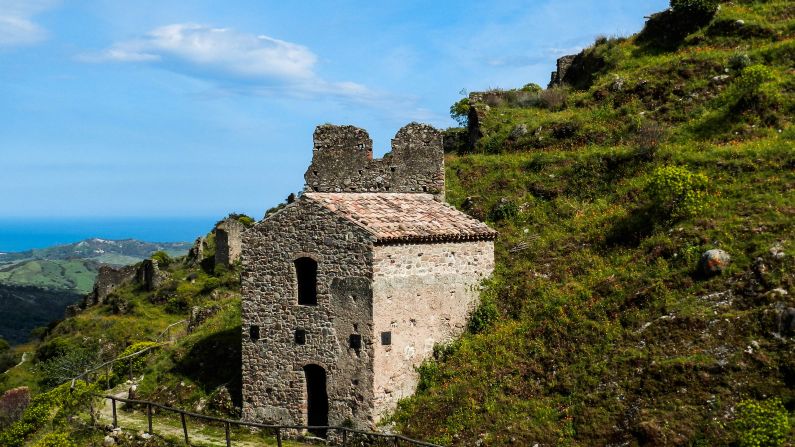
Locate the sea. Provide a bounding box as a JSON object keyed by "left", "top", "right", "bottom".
{"left": 0, "top": 217, "right": 219, "bottom": 252}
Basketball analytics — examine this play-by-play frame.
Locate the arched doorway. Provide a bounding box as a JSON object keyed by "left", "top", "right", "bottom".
{"left": 303, "top": 364, "right": 328, "bottom": 437}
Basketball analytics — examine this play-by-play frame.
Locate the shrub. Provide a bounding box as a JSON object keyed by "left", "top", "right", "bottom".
{"left": 33, "top": 432, "right": 77, "bottom": 447}
{"left": 539, "top": 88, "right": 567, "bottom": 111}
{"left": 151, "top": 250, "right": 172, "bottom": 267}
{"left": 521, "top": 83, "right": 543, "bottom": 93}
{"left": 0, "top": 387, "right": 30, "bottom": 429}
{"left": 111, "top": 341, "right": 159, "bottom": 379}
{"left": 670, "top": 0, "right": 719, "bottom": 18}
{"left": 488, "top": 198, "right": 519, "bottom": 222}
{"left": 37, "top": 344, "right": 101, "bottom": 387}
{"left": 735, "top": 398, "right": 790, "bottom": 447}
{"left": 635, "top": 121, "right": 667, "bottom": 158}
{"left": 726, "top": 64, "right": 780, "bottom": 114}
{"left": 647, "top": 166, "right": 710, "bottom": 221}
{"left": 468, "top": 294, "right": 498, "bottom": 334}
{"left": 729, "top": 53, "right": 752, "bottom": 71}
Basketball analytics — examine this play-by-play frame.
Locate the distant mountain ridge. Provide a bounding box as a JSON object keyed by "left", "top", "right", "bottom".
{"left": 0, "top": 238, "right": 192, "bottom": 266}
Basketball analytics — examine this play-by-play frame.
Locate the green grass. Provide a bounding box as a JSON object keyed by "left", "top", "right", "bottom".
{"left": 392, "top": 1, "right": 795, "bottom": 445}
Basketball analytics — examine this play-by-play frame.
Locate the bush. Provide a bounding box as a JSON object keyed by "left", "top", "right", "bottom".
{"left": 729, "top": 53, "right": 752, "bottom": 71}
{"left": 151, "top": 251, "right": 172, "bottom": 267}
{"left": 111, "top": 341, "right": 159, "bottom": 379}
{"left": 735, "top": 398, "right": 790, "bottom": 447}
{"left": 468, "top": 294, "right": 498, "bottom": 334}
{"left": 488, "top": 198, "right": 519, "bottom": 222}
{"left": 33, "top": 432, "right": 77, "bottom": 447}
{"left": 726, "top": 64, "right": 780, "bottom": 114}
{"left": 539, "top": 88, "right": 567, "bottom": 111}
{"left": 37, "top": 344, "right": 101, "bottom": 387}
{"left": 670, "top": 0, "right": 719, "bottom": 18}
{"left": 647, "top": 166, "right": 710, "bottom": 221}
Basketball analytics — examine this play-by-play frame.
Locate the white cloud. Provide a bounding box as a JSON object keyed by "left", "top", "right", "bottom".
{"left": 0, "top": 0, "right": 58, "bottom": 48}
{"left": 81, "top": 23, "right": 374, "bottom": 100}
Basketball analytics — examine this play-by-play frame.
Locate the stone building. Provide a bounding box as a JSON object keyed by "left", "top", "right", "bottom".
{"left": 241, "top": 123, "right": 496, "bottom": 433}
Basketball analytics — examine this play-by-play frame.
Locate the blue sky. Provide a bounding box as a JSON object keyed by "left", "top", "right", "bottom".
{"left": 0, "top": 0, "right": 668, "bottom": 219}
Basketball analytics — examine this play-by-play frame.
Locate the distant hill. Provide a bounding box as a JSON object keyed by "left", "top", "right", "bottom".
{"left": 0, "top": 238, "right": 192, "bottom": 266}
{"left": 0, "top": 238, "right": 192, "bottom": 344}
{"left": 0, "top": 285, "right": 82, "bottom": 344}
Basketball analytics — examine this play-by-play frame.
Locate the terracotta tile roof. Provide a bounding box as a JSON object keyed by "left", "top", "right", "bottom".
{"left": 304, "top": 193, "right": 497, "bottom": 243}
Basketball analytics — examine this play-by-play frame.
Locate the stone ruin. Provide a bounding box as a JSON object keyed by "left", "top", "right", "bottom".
{"left": 241, "top": 122, "right": 496, "bottom": 433}
{"left": 304, "top": 123, "right": 445, "bottom": 200}
{"left": 215, "top": 218, "right": 244, "bottom": 267}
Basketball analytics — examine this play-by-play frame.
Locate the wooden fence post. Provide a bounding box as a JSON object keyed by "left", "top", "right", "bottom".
{"left": 180, "top": 412, "right": 189, "bottom": 445}
{"left": 342, "top": 429, "right": 347, "bottom": 446}
{"left": 147, "top": 403, "right": 153, "bottom": 434}
{"left": 225, "top": 421, "right": 231, "bottom": 447}
{"left": 111, "top": 397, "right": 117, "bottom": 428}
{"left": 276, "top": 428, "right": 282, "bottom": 447}
{"left": 394, "top": 434, "right": 399, "bottom": 446}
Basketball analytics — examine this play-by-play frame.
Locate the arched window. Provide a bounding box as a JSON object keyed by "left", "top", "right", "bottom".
{"left": 295, "top": 257, "right": 318, "bottom": 305}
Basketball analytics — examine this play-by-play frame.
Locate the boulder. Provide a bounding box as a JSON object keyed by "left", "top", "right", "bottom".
{"left": 699, "top": 249, "right": 730, "bottom": 275}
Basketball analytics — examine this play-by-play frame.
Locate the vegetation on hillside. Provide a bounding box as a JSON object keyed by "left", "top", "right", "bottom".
{"left": 0, "top": 218, "right": 247, "bottom": 445}
{"left": 392, "top": 0, "right": 794, "bottom": 445}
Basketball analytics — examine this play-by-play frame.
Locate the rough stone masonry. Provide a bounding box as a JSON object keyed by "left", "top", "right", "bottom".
{"left": 241, "top": 122, "right": 496, "bottom": 432}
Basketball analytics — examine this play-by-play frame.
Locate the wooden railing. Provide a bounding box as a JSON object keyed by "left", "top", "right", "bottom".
{"left": 104, "top": 394, "right": 443, "bottom": 447}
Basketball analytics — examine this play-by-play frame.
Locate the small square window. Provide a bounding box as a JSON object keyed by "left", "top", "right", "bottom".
{"left": 250, "top": 325, "right": 260, "bottom": 341}
{"left": 380, "top": 331, "right": 391, "bottom": 346}
{"left": 349, "top": 334, "right": 361, "bottom": 350}
{"left": 295, "top": 329, "right": 306, "bottom": 345}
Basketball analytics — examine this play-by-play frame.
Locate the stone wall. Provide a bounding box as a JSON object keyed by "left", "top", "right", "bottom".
{"left": 241, "top": 197, "right": 379, "bottom": 429}
{"left": 304, "top": 123, "right": 445, "bottom": 200}
{"left": 215, "top": 218, "right": 244, "bottom": 266}
{"left": 370, "top": 240, "right": 494, "bottom": 419}
{"left": 136, "top": 259, "right": 165, "bottom": 291}
{"left": 83, "top": 265, "right": 137, "bottom": 307}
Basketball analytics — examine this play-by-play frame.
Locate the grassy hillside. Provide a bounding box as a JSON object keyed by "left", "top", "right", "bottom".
{"left": 0, "top": 259, "right": 99, "bottom": 294}
{"left": 0, "top": 239, "right": 193, "bottom": 346}
{"left": 392, "top": 1, "right": 795, "bottom": 445}
{"left": 0, "top": 224, "right": 248, "bottom": 446}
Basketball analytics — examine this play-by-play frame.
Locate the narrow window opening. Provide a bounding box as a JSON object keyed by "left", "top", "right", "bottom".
{"left": 349, "top": 334, "right": 362, "bottom": 350}
{"left": 295, "top": 329, "right": 307, "bottom": 345}
{"left": 380, "top": 331, "right": 392, "bottom": 345}
{"left": 250, "top": 325, "right": 260, "bottom": 341}
{"left": 295, "top": 257, "right": 318, "bottom": 305}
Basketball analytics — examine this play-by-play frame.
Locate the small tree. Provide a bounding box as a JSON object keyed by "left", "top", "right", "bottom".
{"left": 450, "top": 97, "right": 470, "bottom": 127}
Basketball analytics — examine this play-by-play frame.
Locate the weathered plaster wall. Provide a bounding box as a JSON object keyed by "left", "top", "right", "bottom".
{"left": 371, "top": 240, "right": 494, "bottom": 420}
{"left": 241, "top": 197, "right": 379, "bottom": 429}
{"left": 304, "top": 123, "right": 445, "bottom": 200}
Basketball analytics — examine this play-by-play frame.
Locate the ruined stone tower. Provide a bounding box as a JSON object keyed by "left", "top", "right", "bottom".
{"left": 241, "top": 122, "right": 496, "bottom": 432}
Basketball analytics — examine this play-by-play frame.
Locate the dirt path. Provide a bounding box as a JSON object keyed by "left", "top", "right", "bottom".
{"left": 96, "top": 387, "right": 308, "bottom": 447}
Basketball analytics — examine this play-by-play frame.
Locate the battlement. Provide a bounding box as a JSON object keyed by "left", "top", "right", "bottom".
{"left": 304, "top": 122, "right": 444, "bottom": 199}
